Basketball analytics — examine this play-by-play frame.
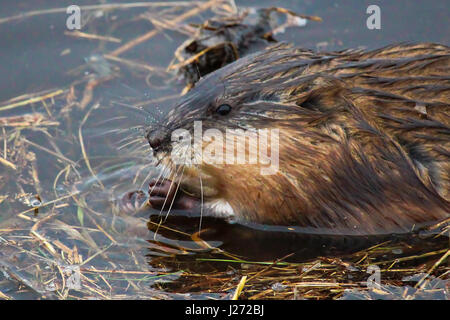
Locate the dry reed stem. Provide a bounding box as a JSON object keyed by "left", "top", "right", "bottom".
{"left": 0, "top": 90, "right": 65, "bottom": 112}
{"left": 0, "top": 2, "right": 202, "bottom": 25}
{"left": 64, "top": 31, "right": 122, "bottom": 43}
{"left": 109, "top": 0, "right": 221, "bottom": 57}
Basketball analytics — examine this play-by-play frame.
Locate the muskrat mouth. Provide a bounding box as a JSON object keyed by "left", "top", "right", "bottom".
{"left": 177, "top": 165, "right": 220, "bottom": 199}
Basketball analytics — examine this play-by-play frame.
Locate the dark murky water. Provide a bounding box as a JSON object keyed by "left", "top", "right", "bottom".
{"left": 0, "top": 0, "right": 448, "bottom": 300}
{"left": 2, "top": 0, "right": 449, "bottom": 101}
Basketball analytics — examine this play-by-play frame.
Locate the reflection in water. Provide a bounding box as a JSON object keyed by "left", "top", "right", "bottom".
{"left": 146, "top": 212, "right": 448, "bottom": 263}
{"left": 341, "top": 274, "right": 449, "bottom": 300}
{"left": 143, "top": 211, "right": 448, "bottom": 299}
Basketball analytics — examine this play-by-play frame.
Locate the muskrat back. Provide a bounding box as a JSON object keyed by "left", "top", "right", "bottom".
{"left": 146, "top": 42, "right": 450, "bottom": 236}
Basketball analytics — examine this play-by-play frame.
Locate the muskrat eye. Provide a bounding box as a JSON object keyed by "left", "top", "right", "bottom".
{"left": 216, "top": 104, "right": 232, "bottom": 115}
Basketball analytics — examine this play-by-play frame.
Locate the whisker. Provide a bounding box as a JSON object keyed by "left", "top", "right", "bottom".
{"left": 153, "top": 166, "right": 175, "bottom": 240}
{"left": 106, "top": 100, "right": 161, "bottom": 126}
{"left": 198, "top": 166, "right": 204, "bottom": 235}
{"left": 157, "top": 164, "right": 184, "bottom": 218}
{"left": 94, "top": 126, "right": 145, "bottom": 139}
{"left": 144, "top": 163, "right": 167, "bottom": 191}
{"left": 125, "top": 144, "right": 152, "bottom": 158}
{"left": 132, "top": 162, "right": 155, "bottom": 185}
{"left": 111, "top": 101, "right": 164, "bottom": 126}
{"left": 117, "top": 137, "right": 147, "bottom": 150}
{"left": 119, "top": 82, "right": 144, "bottom": 96}
{"left": 95, "top": 115, "right": 129, "bottom": 126}
{"left": 111, "top": 100, "right": 156, "bottom": 117}
{"left": 164, "top": 164, "right": 186, "bottom": 222}
{"left": 115, "top": 133, "right": 146, "bottom": 147}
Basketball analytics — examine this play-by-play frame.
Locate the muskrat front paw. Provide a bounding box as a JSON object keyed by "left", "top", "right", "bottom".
{"left": 148, "top": 179, "right": 199, "bottom": 211}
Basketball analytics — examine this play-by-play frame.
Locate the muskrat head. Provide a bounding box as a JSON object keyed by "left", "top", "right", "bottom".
{"left": 145, "top": 44, "right": 323, "bottom": 223}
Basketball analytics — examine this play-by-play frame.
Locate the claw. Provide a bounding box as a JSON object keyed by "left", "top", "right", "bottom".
{"left": 148, "top": 179, "right": 200, "bottom": 210}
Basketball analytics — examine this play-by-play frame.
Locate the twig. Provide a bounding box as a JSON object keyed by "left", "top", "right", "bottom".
{"left": 64, "top": 31, "right": 122, "bottom": 43}
{"left": 0, "top": 2, "right": 201, "bottom": 25}
{"left": 0, "top": 90, "right": 64, "bottom": 112}
{"left": 0, "top": 157, "right": 17, "bottom": 170}
{"left": 78, "top": 103, "right": 105, "bottom": 189}
{"left": 414, "top": 249, "right": 449, "bottom": 290}
{"left": 109, "top": 0, "right": 220, "bottom": 56}
{"left": 22, "top": 138, "right": 77, "bottom": 167}
{"left": 103, "top": 54, "right": 165, "bottom": 73}
{"left": 232, "top": 275, "right": 247, "bottom": 300}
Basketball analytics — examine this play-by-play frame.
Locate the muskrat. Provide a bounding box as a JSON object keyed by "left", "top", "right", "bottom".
{"left": 144, "top": 42, "right": 450, "bottom": 236}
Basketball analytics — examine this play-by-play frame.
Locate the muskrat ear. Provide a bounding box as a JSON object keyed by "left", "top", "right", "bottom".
{"left": 295, "top": 76, "right": 348, "bottom": 112}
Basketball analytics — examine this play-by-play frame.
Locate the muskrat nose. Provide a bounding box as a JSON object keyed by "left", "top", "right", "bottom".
{"left": 146, "top": 128, "right": 168, "bottom": 151}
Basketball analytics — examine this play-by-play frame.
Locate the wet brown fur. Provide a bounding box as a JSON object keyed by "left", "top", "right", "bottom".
{"left": 156, "top": 43, "right": 450, "bottom": 235}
